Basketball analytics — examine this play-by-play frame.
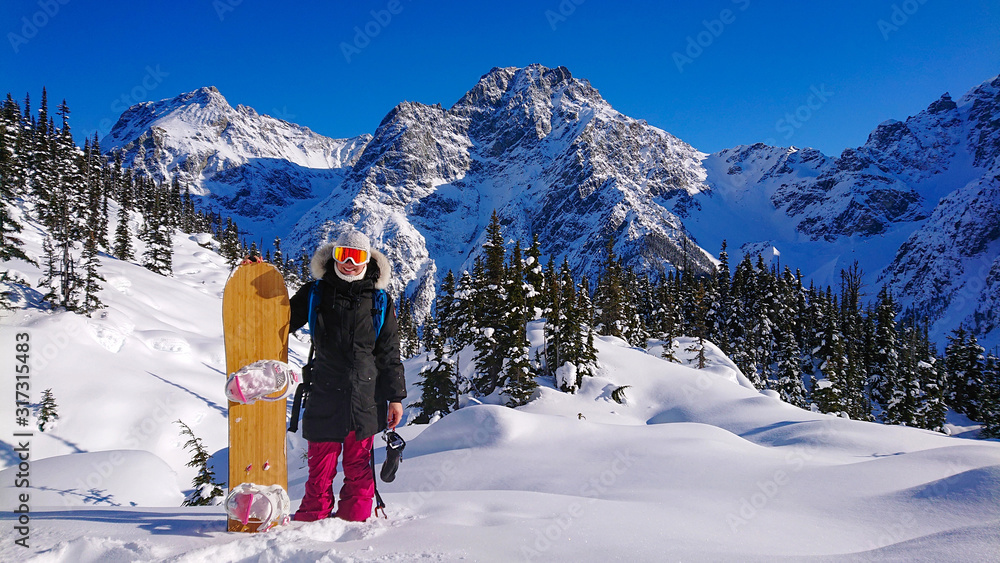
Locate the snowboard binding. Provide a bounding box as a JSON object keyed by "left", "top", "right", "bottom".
{"left": 380, "top": 430, "right": 405, "bottom": 483}
{"left": 225, "top": 483, "right": 291, "bottom": 532}
{"left": 225, "top": 360, "right": 299, "bottom": 404}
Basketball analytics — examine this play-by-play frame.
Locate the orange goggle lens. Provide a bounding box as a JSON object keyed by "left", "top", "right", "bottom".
{"left": 333, "top": 246, "right": 369, "bottom": 265}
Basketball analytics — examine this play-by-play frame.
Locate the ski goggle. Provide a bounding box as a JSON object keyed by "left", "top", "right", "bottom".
{"left": 333, "top": 246, "right": 370, "bottom": 265}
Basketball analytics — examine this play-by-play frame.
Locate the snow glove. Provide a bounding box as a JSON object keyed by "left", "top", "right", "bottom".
{"left": 380, "top": 430, "right": 405, "bottom": 483}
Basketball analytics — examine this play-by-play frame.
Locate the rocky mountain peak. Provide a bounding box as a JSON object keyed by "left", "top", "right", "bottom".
{"left": 926, "top": 92, "right": 958, "bottom": 114}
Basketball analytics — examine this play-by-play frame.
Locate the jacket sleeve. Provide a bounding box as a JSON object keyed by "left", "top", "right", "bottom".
{"left": 374, "top": 295, "right": 406, "bottom": 403}
{"left": 288, "top": 281, "right": 312, "bottom": 334}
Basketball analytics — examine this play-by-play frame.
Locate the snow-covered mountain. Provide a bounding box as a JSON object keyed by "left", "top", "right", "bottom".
{"left": 100, "top": 67, "right": 1000, "bottom": 348}
{"left": 282, "top": 65, "right": 717, "bottom": 314}
{"left": 102, "top": 86, "right": 371, "bottom": 245}
{"left": 689, "top": 77, "right": 1000, "bottom": 349}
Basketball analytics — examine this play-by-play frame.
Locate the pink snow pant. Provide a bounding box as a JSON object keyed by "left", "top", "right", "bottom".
{"left": 293, "top": 432, "right": 375, "bottom": 522}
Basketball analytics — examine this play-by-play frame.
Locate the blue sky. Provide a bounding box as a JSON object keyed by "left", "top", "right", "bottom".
{"left": 2, "top": 0, "right": 998, "bottom": 156}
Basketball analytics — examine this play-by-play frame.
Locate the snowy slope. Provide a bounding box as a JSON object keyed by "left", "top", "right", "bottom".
{"left": 2, "top": 202, "right": 1000, "bottom": 561}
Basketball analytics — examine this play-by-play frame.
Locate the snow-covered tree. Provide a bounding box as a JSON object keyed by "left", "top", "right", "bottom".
{"left": 410, "top": 317, "right": 458, "bottom": 423}
{"left": 37, "top": 388, "right": 59, "bottom": 432}
{"left": 176, "top": 420, "right": 225, "bottom": 506}
{"left": 945, "top": 326, "right": 985, "bottom": 420}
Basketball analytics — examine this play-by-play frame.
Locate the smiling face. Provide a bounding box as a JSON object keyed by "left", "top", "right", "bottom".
{"left": 335, "top": 259, "right": 365, "bottom": 278}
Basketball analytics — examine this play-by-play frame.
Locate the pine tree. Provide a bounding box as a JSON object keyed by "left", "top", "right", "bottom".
{"left": 978, "top": 353, "right": 1000, "bottom": 438}
{"left": 79, "top": 231, "right": 104, "bottom": 314}
{"left": 436, "top": 270, "right": 457, "bottom": 343}
{"left": 272, "top": 237, "right": 284, "bottom": 274}
{"left": 708, "top": 241, "right": 732, "bottom": 351}
{"left": 839, "top": 262, "right": 872, "bottom": 421}
{"left": 885, "top": 321, "right": 922, "bottom": 427}
{"left": 915, "top": 325, "right": 947, "bottom": 432}
{"left": 37, "top": 388, "right": 59, "bottom": 432}
{"left": 410, "top": 317, "right": 458, "bottom": 423}
{"left": 396, "top": 295, "right": 421, "bottom": 359}
{"left": 500, "top": 243, "right": 537, "bottom": 406}
{"left": 0, "top": 95, "right": 33, "bottom": 309}
{"left": 685, "top": 281, "right": 711, "bottom": 369}
{"left": 141, "top": 186, "right": 173, "bottom": 275}
{"left": 219, "top": 218, "right": 242, "bottom": 265}
{"left": 112, "top": 202, "right": 134, "bottom": 261}
{"left": 620, "top": 267, "right": 649, "bottom": 347}
{"left": 0, "top": 94, "right": 31, "bottom": 265}
{"left": 771, "top": 267, "right": 807, "bottom": 406}
{"left": 524, "top": 233, "right": 545, "bottom": 317}
{"left": 176, "top": 420, "right": 225, "bottom": 506}
{"left": 945, "top": 326, "right": 985, "bottom": 420}
{"left": 594, "top": 237, "right": 626, "bottom": 340}
{"left": 450, "top": 270, "right": 478, "bottom": 352}
{"left": 812, "top": 296, "right": 848, "bottom": 417}
{"left": 868, "top": 288, "right": 901, "bottom": 416}
{"left": 472, "top": 212, "right": 508, "bottom": 394}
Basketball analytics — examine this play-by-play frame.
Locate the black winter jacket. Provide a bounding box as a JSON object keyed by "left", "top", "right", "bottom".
{"left": 289, "top": 244, "right": 406, "bottom": 442}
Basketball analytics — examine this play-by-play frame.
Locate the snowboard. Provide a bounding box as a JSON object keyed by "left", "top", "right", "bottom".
{"left": 222, "top": 261, "right": 290, "bottom": 532}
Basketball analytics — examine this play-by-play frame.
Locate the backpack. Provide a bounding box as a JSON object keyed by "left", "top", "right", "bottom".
{"left": 287, "top": 281, "right": 388, "bottom": 433}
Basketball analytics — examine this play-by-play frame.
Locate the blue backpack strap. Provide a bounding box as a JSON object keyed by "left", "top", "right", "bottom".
{"left": 307, "top": 281, "right": 321, "bottom": 337}
{"left": 372, "top": 289, "right": 387, "bottom": 339}
{"left": 290, "top": 281, "right": 321, "bottom": 434}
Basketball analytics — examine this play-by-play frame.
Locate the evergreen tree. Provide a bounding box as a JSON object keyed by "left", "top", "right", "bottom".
{"left": 868, "top": 288, "right": 901, "bottom": 415}
{"left": 396, "top": 295, "right": 421, "bottom": 359}
{"left": 915, "top": 325, "right": 947, "bottom": 432}
{"left": 944, "top": 326, "right": 985, "bottom": 420}
{"left": 141, "top": 187, "right": 173, "bottom": 275}
{"left": 272, "top": 237, "right": 284, "bottom": 273}
{"left": 979, "top": 354, "right": 1000, "bottom": 438}
{"left": 79, "top": 231, "right": 104, "bottom": 314}
{"left": 219, "top": 218, "right": 242, "bottom": 265}
{"left": 653, "top": 272, "right": 682, "bottom": 361}
{"left": 886, "top": 321, "right": 923, "bottom": 427}
{"left": 112, "top": 202, "right": 134, "bottom": 261}
{"left": 176, "top": 420, "right": 225, "bottom": 506}
{"left": 524, "top": 233, "right": 545, "bottom": 316}
{"left": 0, "top": 95, "right": 33, "bottom": 309}
{"left": 544, "top": 259, "right": 597, "bottom": 392}
{"left": 812, "top": 296, "right": 848, "bottom": 417}
{"left": 298, "top": 252, "right": 311, "bottom": 283}
{"left": 37, "top": 388, "right": 59, "bottom": 432}
{"left": 620, "top": 267, "right": 649, "bottom": 347}
{"left": 410, "top": 317, "right": 458, "bottom": 423}
{"left": 839, "top": 262, "right": 872, "bottom": 421}
{"left": 450, "top": 270, "right": 478, "bottom": 353}
{"left": 594, "top": 237, "right": 626, "bottom": 340}
{"left": 771, "top": 267, "right": 807, "bottom": 406}
{"left": 436, "top": 270, "right": 457, "bottom": 343}
{"left": 0, "top": 94, "right": 31, "bottom": 265}
{"left": 500, "top": 243, "right": 537, "bottom": 406}
{"left": 472, "top": 212, "right": 508, "bottom": 394}
{"left": 684, "top": 281, "right": 711, "bottom": 370}
{"left": 708, "top": 241, "right": 732, "bottom": 351}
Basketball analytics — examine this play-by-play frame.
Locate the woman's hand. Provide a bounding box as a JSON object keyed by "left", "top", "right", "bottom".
{"left": 386, "top": 402, "right": 403, "bottom": 429}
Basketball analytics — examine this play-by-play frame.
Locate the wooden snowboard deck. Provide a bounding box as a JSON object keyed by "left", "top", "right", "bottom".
{"left": 222, "top": 262, "right": 290, "bottom": 532}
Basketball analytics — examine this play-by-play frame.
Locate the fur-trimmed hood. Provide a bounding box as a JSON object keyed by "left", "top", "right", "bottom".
{"left": 310, "top": 242, "right": 391, "bottom": 290}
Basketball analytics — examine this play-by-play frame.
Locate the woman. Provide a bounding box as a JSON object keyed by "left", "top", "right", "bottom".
{"left": 288, "top": 230, "right": 405, "bottom": 522}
